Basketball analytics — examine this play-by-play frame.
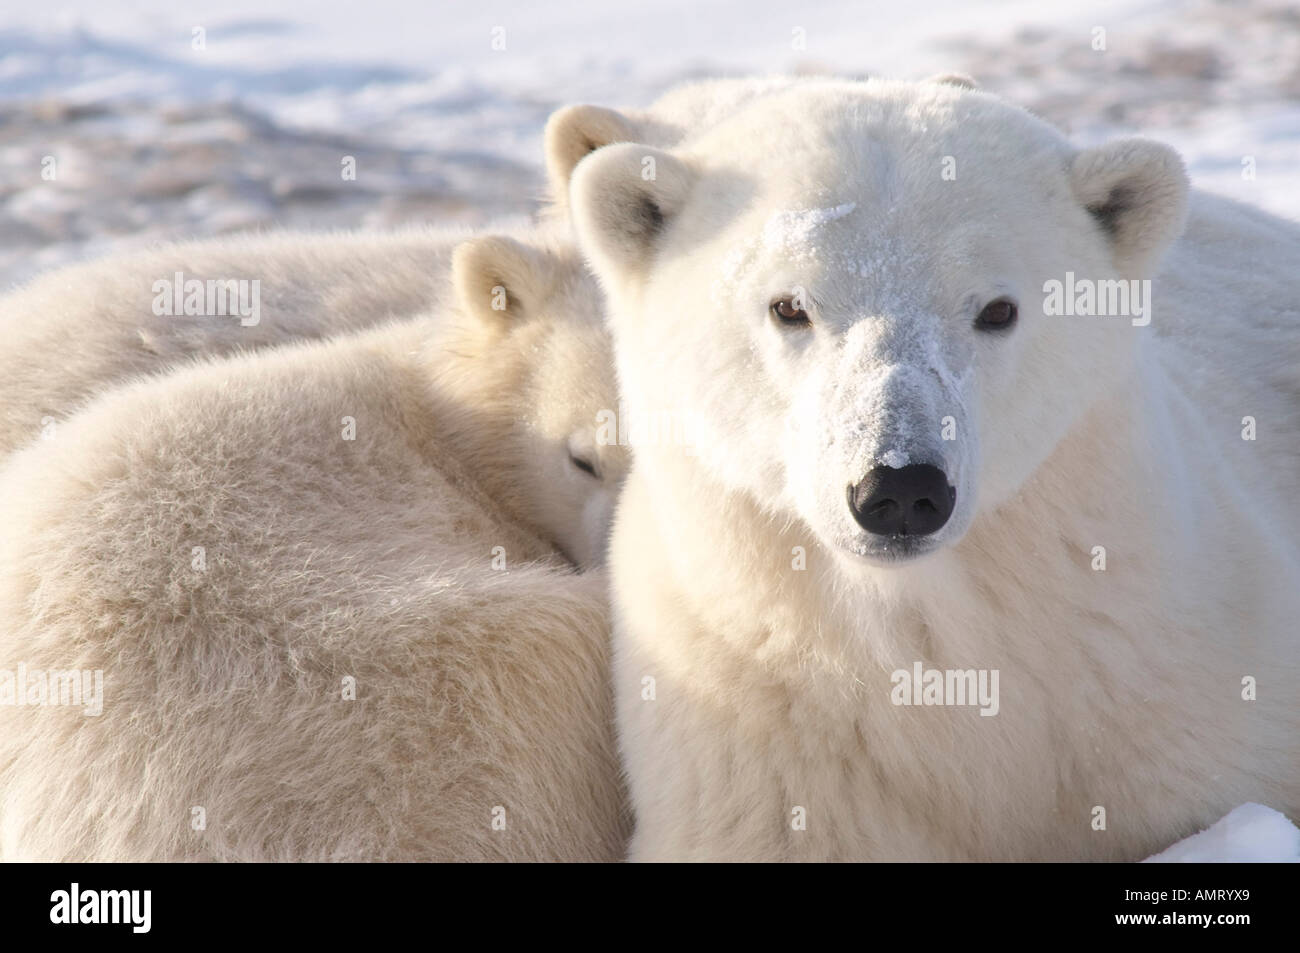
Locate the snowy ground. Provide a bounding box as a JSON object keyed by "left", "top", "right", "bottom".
{"left": 1, "top": 1, "right": 1297, "bottom": 861}
{"left": 2, "top": 0, "right": 1298, "bottom": 289}
{"left": 1145, "top": 804, "right": 1299, "bottom": 863}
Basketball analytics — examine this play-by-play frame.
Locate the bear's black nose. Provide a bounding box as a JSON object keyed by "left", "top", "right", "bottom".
{"left": 847, "top": 464, "right": 955, "bottom": 537}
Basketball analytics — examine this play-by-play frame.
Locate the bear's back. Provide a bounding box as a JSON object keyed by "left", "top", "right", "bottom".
{"left": 0, "top": 228, "right": 464, "bottom": 458}
{"left": 0, "top": 319, "right": 625, "bottom": 861}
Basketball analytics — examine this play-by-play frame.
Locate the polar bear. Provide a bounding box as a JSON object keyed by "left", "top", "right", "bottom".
{"left": 0, "top": 229, "right": 629, "bottom": 861}
{"left": 0, "top": 227, "right": 468, "bottom": 457}
{"left": 544, "top": 73, "right": 976, "bottom": 213}
{"left": 544, "top": 77, "right": 831, "bottom": 217}
{"left": 568, "top": 78, "right": 1300, "bottom": 861}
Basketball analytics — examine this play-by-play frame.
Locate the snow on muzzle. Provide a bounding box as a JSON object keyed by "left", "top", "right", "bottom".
{"left": 837, "top": 352, "right": 960, "bottom": 539}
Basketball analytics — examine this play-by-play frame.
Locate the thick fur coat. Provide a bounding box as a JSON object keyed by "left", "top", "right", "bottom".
{"left": 568, "top": 78, "right": 1300, "bottom": 861}
{"left": 0, "top": 228, "right": 468, "bottom": 457}
{"left": 0, "top": 229, "right": 630, "bottom": 861}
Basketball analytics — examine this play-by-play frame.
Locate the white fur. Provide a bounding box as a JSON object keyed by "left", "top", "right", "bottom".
{"left": 570, "top": 78, "right": 1300, "bottom": 861}
{"left": 544, "top": 74, "right": 977, "bottom": 215}
{"left": 0, "top": 227, "right": 476, "bottom": 458}
{"left": 543, "top": 76, "right": 817, "bottom": 216}
{"left": 0, "top": 229, "right": 630, "bottom": 861}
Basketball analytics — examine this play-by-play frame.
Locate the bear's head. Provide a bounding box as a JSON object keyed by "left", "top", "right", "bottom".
{"left": 434, "top": 231, "right": 628, "bottom": 569}
{"left": 568, "top": 79, "right": 1188, "bottom": 568}
{"left": 544, "top": 74, "right": 981, "bottom": 214}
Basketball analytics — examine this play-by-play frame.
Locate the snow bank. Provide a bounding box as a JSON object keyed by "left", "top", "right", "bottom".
{"left": 1143, "top": 803, "right": 1300, "bottom": 863}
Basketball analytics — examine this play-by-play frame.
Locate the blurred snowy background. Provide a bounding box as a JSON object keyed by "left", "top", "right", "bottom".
{"left": 2, "top": 0, "right": 1298, "bottom": 289}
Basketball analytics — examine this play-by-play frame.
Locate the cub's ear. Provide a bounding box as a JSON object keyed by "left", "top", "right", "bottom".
{"left": 451, "top": 236, "right": 554, "bottom": 326}
{"left": 1071, "top": 138, "right": 1189, "bottom": 274}
{"left": 545, "top": 104, "right": 641, "bottom": 209}
{"left": 925, "top": 72, "right": 979, "bottom": 90}
{"left": 569, "top": 142, "right": 694, "bottom": 282}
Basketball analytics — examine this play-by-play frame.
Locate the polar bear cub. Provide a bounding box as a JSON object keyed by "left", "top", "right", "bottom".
{"left": 0, "top": 228, "right": 468, "bottom": 457}
{"left": 0, "top": 228, "right": 629, "bottom": 861}
{"left": 569, "top": 78, "right": 1300, "bottom": 861}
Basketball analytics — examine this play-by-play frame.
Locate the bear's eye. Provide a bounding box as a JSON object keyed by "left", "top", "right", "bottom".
{"left": 569, "top": 452, "right": 599, "bottom": 479}
{"left": 770, "top": 297, "right": 811, "bottom": 329}
{"left": 974, "top": 297, "right": 1018, "bottom": 331}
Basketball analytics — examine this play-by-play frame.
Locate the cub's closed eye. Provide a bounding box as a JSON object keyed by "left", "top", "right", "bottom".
{"left": 569, "top": 453, "right": 599, "bottom": 478}
{"left": 770, "top": 297, "right": 811, "bottom": 329}
{"left": 974, "top": 297, "right": 1018, "bottom": 331}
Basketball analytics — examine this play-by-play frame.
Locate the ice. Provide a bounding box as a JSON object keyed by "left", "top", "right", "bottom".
{"left": 1143, "top": 803, "right": 1300, "bottom": 863}
{"left": 761, "top": 203, "right": 856, "bottom": 258}
{"left": 879, "top": 448, "right": 910, "bottom": 469}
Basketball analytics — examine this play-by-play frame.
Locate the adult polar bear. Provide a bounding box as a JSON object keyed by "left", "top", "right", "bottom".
{"left": 569, "top": 78, "right": 1300, "bottom": 861}
{"left": 0, "top": 230, "right": 629, "bottom": 861}
{"left": 544, "top": 74, "right": 977, "bottom": 213}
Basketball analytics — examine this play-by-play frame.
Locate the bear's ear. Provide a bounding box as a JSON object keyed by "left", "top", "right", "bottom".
{"left": 569, "top": 141, "right": 695, "bottom": 282}
{"left": 451, "top": 235, "right": 554, "bottom": 327}
{"left": 545, "top": 104, "right": 641, "bottom": 209}
{"left": 1070, "top": 138, "right": 1189, "bottom": 273}
{"left": 926, "top": 72, "right": 979, "bottom": 90}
